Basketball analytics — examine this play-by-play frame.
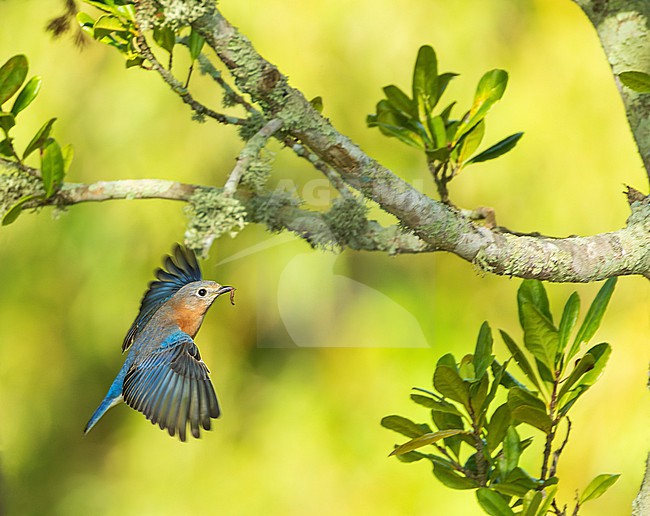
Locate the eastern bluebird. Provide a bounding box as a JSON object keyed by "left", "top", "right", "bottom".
{"left": 84, "top": 244, "right": 235, "bottom": 441}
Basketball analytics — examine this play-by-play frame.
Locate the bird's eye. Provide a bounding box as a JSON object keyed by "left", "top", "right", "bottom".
{"left": 197, "top": 288, "right": 207, "bottom": 297}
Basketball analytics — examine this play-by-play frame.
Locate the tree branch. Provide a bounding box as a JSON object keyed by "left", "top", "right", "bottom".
{"left": 134, "top": 31, "right": 246, "bottom": 126}
{"left": 223, "top": 118, "right": 283, "bottom": 196}
{"left": 573, "top": 0, "right": 650, "bottom": 181}
{"left": 188, "top": 4, "right": 650, "bottom": 282}
{"left": 49, "top": 177, "right": 432, "bottom": 254}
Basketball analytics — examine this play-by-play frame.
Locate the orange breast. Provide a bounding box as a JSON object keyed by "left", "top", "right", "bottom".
{"left": 172, "top": 305, "right": 203, "bottom": 338}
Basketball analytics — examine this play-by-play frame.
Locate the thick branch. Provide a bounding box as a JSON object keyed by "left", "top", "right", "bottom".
{"left": 53, "top": 179, "right": 430, "bottom": 254}
{"left": 574, "top": 0, "right": 650, "bottom": 180}
{"left": 190, "top": 6, "right": 650, "bottom": 282}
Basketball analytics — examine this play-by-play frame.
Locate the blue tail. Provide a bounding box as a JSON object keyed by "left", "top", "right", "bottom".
{"left": 84, "top": 367, "right": 128, "bottom": 435}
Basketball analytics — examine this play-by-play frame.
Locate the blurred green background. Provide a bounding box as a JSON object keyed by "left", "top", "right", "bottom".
{"left": 0, "top": 0, "right": 648, "bottom": 514}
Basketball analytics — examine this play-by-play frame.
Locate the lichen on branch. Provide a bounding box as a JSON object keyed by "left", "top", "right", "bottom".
{"left": 184, "top": 187, "right": 247, "bottom": 257}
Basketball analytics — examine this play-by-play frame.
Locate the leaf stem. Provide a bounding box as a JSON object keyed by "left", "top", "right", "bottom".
{"left": 541, "top": 377, "right": 559, "bottom": 480}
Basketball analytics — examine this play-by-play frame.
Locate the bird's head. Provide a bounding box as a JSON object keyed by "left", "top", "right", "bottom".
{"left": 178, "top": 281, "right": 235, "bottom": 312}
{"left": 170, "top": 281, "right": 235, "bottom": 337}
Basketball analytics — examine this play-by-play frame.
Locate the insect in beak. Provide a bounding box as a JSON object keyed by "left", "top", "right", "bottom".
{"left": 216, "top": 286, "right": 236, "bottom": 305}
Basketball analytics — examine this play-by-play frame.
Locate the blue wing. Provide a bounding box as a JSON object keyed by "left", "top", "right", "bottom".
{"left": 122, "top": 331, "right": 220, "bottom": 441}
{"left": 122, "top": 244, "right": 202, "bottom": 352}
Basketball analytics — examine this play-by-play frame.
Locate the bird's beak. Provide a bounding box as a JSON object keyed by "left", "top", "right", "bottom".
{"left": 216, "top": 285, "right": 234, "bottom": 296}
{"left": 216, "top": 285, "right": 236, "bottom": 305}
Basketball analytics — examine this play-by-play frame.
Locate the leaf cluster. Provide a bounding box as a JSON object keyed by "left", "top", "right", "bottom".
{"left": 0, "top": 55, "right": 72, "bottom": 225}
{"left": 78, "top": 1, "right": 206, "bottom": 77}
{"left": 367, "top": 46, "right": 522, "bottom": 203}
{"left": 382, "top": 279, "right": 619, "bottom": 515}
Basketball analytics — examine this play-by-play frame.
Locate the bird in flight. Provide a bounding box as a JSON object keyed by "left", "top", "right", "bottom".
{"left": 84, "top": 244, "right": 235, "bottom": 441}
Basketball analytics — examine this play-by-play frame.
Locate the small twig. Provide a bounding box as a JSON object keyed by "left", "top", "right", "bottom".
{"left": 135, "top": 33, "right": 246, "bottom": 126}
{"left": 184, "top": 62, "right": 194, "bottom": 89}
{"left": 549, "top": 418, "right": 572, "bottom": 478}
{"left": 223, "top": 118, "right": 284, "bottom": 196}
{"left": 551, "top": 498, "right": 567, "bottom": 516}
{"left": 195, "top": 53, "right": 258, "bottom": 114}
{"left": 541, "top": 379, "right": 559, "bottom": 480}
{"left": 433, "top": 444, "right": 469, "bottom": 476}
{"left": 284, "top": 136, "right": 353, "bottom": 199}
{"left": 572, "top": 490, "right": 580, "bottom": 516}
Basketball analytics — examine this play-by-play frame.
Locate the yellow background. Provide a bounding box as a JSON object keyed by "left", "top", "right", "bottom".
{"left": 0, "top": 1, "right": 648, "bottom": 514}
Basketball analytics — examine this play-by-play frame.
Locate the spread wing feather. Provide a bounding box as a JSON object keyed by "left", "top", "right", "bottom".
{"left": 122, "top": 245, "right": 202, "bottom": 351}
{"left": 122, "top": 332, "right": 220, "bottom": 441}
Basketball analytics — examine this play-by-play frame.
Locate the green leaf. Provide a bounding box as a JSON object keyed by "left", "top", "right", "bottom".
{"left": 61, "top": 144, "right": 74, "bottom": 173}
{"left": 125, "top": 56, "right": 146, "bottom": 69}
{"left": 535, "top": 358, "right": 555, "bottom": 385}
{"left": 434, "top": 364, "right": 470, "bottom": 408}
{"left": 486, "top": 404, "right": 511, "bottom": 453}
{"left": 455, "top": 69, "right": 508, "bottom": 141}
{"left": 619, "top": 71, "right": 650, "bottom": 93}
{"left": 383, "top": 85, "right": 415, "bottom": 118}
{"left": 492, "top": 468, "right": 540, "bottom": 497}
{"left": 409, "top": 393, "right": 437, "bottom": 408}
{"left": 427, "top": 115, "right": 448, "bottom": 150}
{"left": 11, "top": 76, "right": 42, "bottom": 116}
{"left": 476, "top": 488, "right": 515, "bottom": 516}
{"left": 521, "top": 301, "right": 559, "bottom": 373}
{"left": 437, "top": 353, "right": 458, "bottom": 370}
{"left": 430, "top": 409, "right": 465, "bottom": 458}
{"left": 188, "top": 28, "right": 205, "bottom": 61}
{"left": 368, "top": 100, "right": 425, "bottom": 149}
{"left": 579, "top": 342, "right": 611, "bottom": 386}
{"left": 467, "top": 132, "right": 523, "bottom": 164}
{"left": 499, "top": 330, "right": 541, "bottom": 391}
{"left": 440, "top": 101, "right": 456, "bottom": 122}
{"left": 557, "top": 353, "right": 595, "bottom": 404}
{"left": 381, "top": 415, "right": 430, "bottom": 439}
{"left": 0, "top": 112, "right": 15, "bottom": 134}
{"left": 412, "top": 45, "right": 438, "bottom": 124}
{"left": 580, "top": 473, "right": 620, "bottom": 504}
{"left": 436, "top": 73, "right": 458, "bottom": 104}
{"left": 390, "top": 429, "right": 466, "bottom": 456}
{"left": 507, "top": 387, "right": 551, "bottom": 433}
{"left": 0, "top": 138, "right": 14, "bottom": 157}
{"left": 557, "top": 292, "right": 580, "bottom": 358}
{"left": 493, "top": 361, "right": 528, "bottom": 390}
{"left": 481, "top": 359, "right": 507, "bottom": 414}
{"left": 433, "top": 462, "right": 478, "bottom": 490}
{"left": 2, "top": 194, "right": 41, "bottom": 226}
{"left": 114, "top": 4, "right": 136, "bottom": 21}
{"left": 501, "top": 426, "right": 521, "bottom": 477}
{"left": 557, "top": 385, "right": 587, "bottom": 417}
{"left": 372, "top": 121, "right": 424, "bottom": 148}
{"left": 0, "top": 55, "right": 28, "bottom": 106}
{"left": 557, "top": 342, "right": 612, "bottom": 416}
{"left": 459, "top": 354, "right": 475, "bottom": 380}
{"left": 518, "top": 280, "right": 552, "bottom": 324}
{"left": 457, "top": 120, "right": 485, "bottom": 165}
{"left": 568, "top": 278, "right": 616, "bottom": 359}
{"left": 93, "top": 15, "right": 128, "bottom": 39}
{"left": 536, "top": 485, "right": 558, "bottom": 516}
{"left": 410, "top": 394, "right": 464, "bottom": 417}
{"left": 469, "top": 374, "right": 489, "bottom": 418}
{"left": 41, "top": 139, "right": 65, "bottom": 198}
{"left": 23, "top": 118, "right": 56, "bottom": 159}
{"left": 153, "top": 26, "right": 176, "bottom": 54}
{"left": 77, "top": 11, "right": 96, "bottom": 28}
{"left": 395, "top": 450, "right": 427, "bottom": 463}
{"left": 522, "top": 490, "right": 543, "bottom": 516}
